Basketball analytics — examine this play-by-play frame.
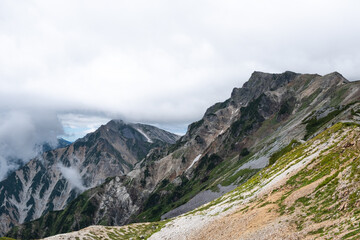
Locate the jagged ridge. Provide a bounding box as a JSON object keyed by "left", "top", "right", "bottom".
{"left": 0, "top": 120, "right": 178, "bottom": 236}
{"left": 36, "top": 122, "right": 360, "bottom": 239}
{"left": 148, "top": 122, "right": 360, "bottom": 239}
{"left": 6, "top": 71, "right": 360, "bottom": 239}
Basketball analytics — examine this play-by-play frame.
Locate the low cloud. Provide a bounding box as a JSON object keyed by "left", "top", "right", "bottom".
{"left": 58, "top": 113, "right": 110, "bottom": 141}
{"left": 0, "top": 110, "right": 63, "bottom": 180}
{"left": 58, "top": 163, "right": 87, "bottom": 191}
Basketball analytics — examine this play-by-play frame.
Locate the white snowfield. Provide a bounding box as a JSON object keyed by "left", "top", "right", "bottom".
{"left": 136, "top": 128, "right": 153, "bottom": 143}
{"left": 186, "top": 154, "right": 202, "bottom": 171}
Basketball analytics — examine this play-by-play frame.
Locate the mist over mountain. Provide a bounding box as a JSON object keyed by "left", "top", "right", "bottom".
{"left": 0, "top": 111, "right": 64, "bottom": 181}
{"left": 4, "top": 71, "right": 360, "bottom": 239}
{"left": 0, "top": 120, "right": 179, "bottom": 235}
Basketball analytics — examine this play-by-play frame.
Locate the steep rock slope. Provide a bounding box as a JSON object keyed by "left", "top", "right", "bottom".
{"left": 131, "top": 71, "right": 360, "bottom": 222}
{"left": 148, "top": 122, "right": 360, "bottom": 240}
{"left": 40, "top": 122, "right": 360, "bottom": 240}
{"left": 8, "top": 71, "right": 360, "bottom": 239}
{"left": 0, "top": 120, "right": 178, "bottom": 236}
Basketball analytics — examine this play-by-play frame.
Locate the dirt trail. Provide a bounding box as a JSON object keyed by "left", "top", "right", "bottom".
{"left": 189, "top": 202, "right": 298, "bottom": 240}
{"left": 188, "top": 189, "right": 297, "bottom": 240}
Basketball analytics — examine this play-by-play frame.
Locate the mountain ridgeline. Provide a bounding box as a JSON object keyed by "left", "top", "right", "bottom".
{"left": 0, "top": 121, "right": 179, "bottom": 236}
{"left": 5, "top": 71, "right": 360, "bottom": 239}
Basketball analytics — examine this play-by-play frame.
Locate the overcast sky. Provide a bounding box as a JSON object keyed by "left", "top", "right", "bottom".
{"left": 1, "top": 0, "right": 360, "bottom": 178}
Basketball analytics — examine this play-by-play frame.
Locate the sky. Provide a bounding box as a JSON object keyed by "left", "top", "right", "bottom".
{"left": 1, "top": 0, "right": 360, "bottom": 178}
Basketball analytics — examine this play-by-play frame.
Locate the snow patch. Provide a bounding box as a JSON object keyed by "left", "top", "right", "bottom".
{"left": 136, "top": 128, "right": 153, "bottom": 143}
{"left": 187, "top": 154, "right": 202, "bottom": 171}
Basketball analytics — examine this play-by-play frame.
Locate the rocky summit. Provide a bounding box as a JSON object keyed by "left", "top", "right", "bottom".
{"left": 3, "top": 71, "right": 360, "bottom": 240}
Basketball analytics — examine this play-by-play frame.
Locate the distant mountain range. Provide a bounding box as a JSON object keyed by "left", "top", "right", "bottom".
{"left": 0, "top": 121, "right": 179, "bottom": 235}
{"left": 3, "top": 71, "right": 360, "bottom": 239}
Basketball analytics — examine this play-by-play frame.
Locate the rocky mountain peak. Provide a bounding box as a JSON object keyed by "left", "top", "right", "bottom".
{"left": 0, "top": 119, "right": 179, "bottom": 236}
{"left": 243, "top": 70, "right": 299, "bottom": 91}
{"left": 229, "top": 71, "right": 299, "bottom": 107}
{"left": 99, "top": 119, "right": 126, "bottom": 132}
{"left": 107, "top": 119, "right": 125, "bottom": 126}
{"left": 322, "top": 71, "right": 349, "bottom": 84}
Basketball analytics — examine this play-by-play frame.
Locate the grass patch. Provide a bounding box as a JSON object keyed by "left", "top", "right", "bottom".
{"left": 303, "top": 108, "right": 343, "bottom": 140}
{"left": 269, "top": 140, "right": 301, "bottom": 165}
{"left": 309, "top": 227, "right": 324, "bottom": 235}
{"left": 342, "top": 228, "right": 360, "bottom": 239}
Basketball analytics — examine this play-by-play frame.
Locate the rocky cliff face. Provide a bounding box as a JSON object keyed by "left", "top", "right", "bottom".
{"left": 36, "top": 122, "right": 360, "bottom": 240}
{"left": 7, "top": 71, "right": 360, "bottom": 239}
{"left": 0, "top": 120, "right": 178, "bottom": 236}
{"left": 146, "top": 122, "right": 360, "bottom": 240}
{"left": 132, "top": 71, "right": 360, "bottom": 222}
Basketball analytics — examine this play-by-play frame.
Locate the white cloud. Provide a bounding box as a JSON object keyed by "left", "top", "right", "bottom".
{"left": 58, "top": 113, "right": 110, "bottom": 141}
{"left": 0, "top": 111, "right": 63, "bottom": 180}
{"left": 58, "top": 163, "right": 87, "bottom": 191}
{"left": 1, "top": 1, "right": 358, "bottom": 121}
